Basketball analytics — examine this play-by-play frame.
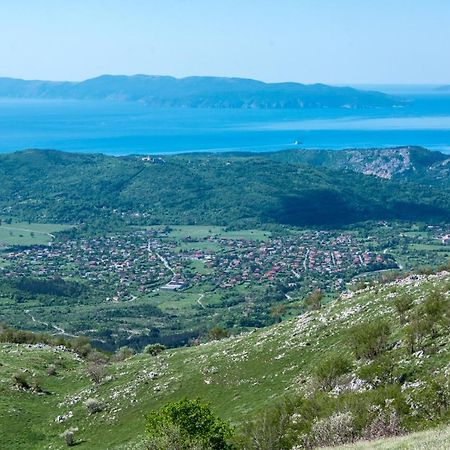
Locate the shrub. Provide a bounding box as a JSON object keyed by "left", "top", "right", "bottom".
{"left": 404, "top": 315, "right": 430, "bottom": 354}
{"left": 46, "top": 364, "right": 57, "bottom": 376}
{"left": 87, "top": 362, "right": 105, "bottom": 384}
{"left": 86, "top": 350, "right": 109, "bottom": 364}
{"left": 308, "top": 411, "right": 355, "bottom": 448}
{"left": 85, "top": 397, "right": 104, "bottom": 414}
{"left": 147, "top": 423, "right": 209, "bottom": 450}
{"left": 12, "top": 372, "right": 29, "bottom": 390}
{"left": 408, "top": 375, "right": 450, "bottom": 421}
{"left": 70, "top": 336, "right": 92, "bottom": 358}
{"left": 393, "top": 294, "right": 413, "bottom": 324}
{"left": 236, "top": 398, "right": 296, "bottom": 450}
{"left": 113, "top": 346, "right": 135, "bottom": 361}
{"left": 357, "top": 354, "right": 397, "bottom": 387}
{"left": 60, "top": 427, "right": 78, "bottom": 447}
{"left": 363, "top": 407, "right": 402, "bottom": 440}
{"left": 349, "top": 319, "right": 391, "bottom": 359}
{"left": 314, "top": 352, "right": 353, "bottom": 390}
{"left": 144, "top": 343, "right": 167, "bottom": 356}
{"left": 420, "top": 290, "right": 449, "bottom": 337}
{"left": 207, "top": 327, "right": 230, "bottom": 341}
{"left": 305, "top": 289, "right": 323, "bottom": 311}
{"left": 146, "top": 398, "right": 233, "bottom": 450}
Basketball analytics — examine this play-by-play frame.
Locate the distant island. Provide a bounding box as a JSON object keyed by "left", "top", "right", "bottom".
{"left": 0, "top": 74, "right": 403, "bottom": 109}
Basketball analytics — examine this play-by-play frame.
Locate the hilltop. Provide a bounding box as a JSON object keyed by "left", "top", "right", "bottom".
{"left": 0, "top": 75, "right": 402, "bottom": 109}
{"left": 0, "top": 270, "right": 448, "bottom": 449}
{"left": 0, "top": 148, "right": 448, "bottom": 228}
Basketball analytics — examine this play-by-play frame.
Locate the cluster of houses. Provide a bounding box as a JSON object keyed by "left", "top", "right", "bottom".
{"left": 1, "top": 229, "right": 396, "bottom": 299}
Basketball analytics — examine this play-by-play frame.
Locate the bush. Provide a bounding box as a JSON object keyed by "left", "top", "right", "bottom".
{"left": 144, "top": 343, "right": 167, "bottom": 356}
{"left": 349, "top": 319, "right": 391, "bottom": 359}
{"left": 363, "top": 407, "right": 402, "bottom": 440}
{"left": 305, "top": 289, "right": 323, "bottom": 311}
{"left": 419, "top": 290, "right": 449, "bottom": 337}
{"left": 87, "top": 362, "right": 105, "bottom": 384}
{"left": 308, "top": 411, "right": 355, "bottom": 448}
{"left": 207, "top": 327, "right": 230, "bottom": 341}
{"left": 146, "top": 398, "right": 233, "bottom": 450}
{"left": 113, "top": 346, "right": 135, "bottom": 361}
{"left": 12, "top": 372, "right": 30, "bottom": 390}
{"left": 314, "top": 352, "right": 353, "bottom": 390}
{"left": 86, "top": 350, "right": 109, "bottom": 364}
{"left": 393, "top": 294, "right": 413, "bottom": 324}
{"left": 147, "top": 423, "right": 210, "bottom": 450}
{"left": 60, "top": 427, "right": 78, "bottom": 447}
{"left": 85, "top": 397, "right": 104, "bottom": 414}
{"left": 70, "top": 336, "right": 93, "bottom": 358}
{"left": 357, "top": 354, "right": 397, "bottom": 387}
{"left": 408, "top": 375, "right": 450, "bottom": 421}
{"left": 46, "top": 364, "right": 57, "bottom": 376}
{"left": 236, "top": 398, "right": 296, "bottom": 450}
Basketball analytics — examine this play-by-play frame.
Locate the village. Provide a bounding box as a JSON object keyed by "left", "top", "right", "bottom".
{"left": 1, "top": 227, "right": 399, "bottom": 300}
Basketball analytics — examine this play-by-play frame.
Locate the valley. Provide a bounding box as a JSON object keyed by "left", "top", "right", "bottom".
{"left": 0, "top": 218, "right": 448, "bottom": 350}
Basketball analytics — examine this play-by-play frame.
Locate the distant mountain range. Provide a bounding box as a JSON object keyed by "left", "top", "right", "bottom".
{"left": 0, "top": 75, "right": 403, "bottom": 109}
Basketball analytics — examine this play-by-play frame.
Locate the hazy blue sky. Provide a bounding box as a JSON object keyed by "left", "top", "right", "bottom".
{"left": 1, "top": 0, "right": 449, "bottom": 84}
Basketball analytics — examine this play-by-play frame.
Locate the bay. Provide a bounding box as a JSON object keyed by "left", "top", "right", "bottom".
{"left": 0, "top": 88, "right": 449, "bottom": 155}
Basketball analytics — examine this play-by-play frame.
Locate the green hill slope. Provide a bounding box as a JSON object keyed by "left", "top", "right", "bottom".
{"left": 0, "top": 149, "right": 448, "bottom": 228}
{"left": 1, "top": 271, "right": 448, "bottom": 449}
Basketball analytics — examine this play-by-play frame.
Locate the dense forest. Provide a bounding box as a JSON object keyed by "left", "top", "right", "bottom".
{"left": 0, "top": 148, "right": 448, "bottom": 229}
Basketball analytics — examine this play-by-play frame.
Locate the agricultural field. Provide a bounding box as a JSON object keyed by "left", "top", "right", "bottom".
{"left": 0, "top": 218, "right": 72, "bottom": 246}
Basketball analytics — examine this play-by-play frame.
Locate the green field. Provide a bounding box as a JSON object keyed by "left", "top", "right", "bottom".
{"left": 146, "top": 225, "right": 271, "bottom": 241}
{"left": 0, "top": 219, "right": 72, "bottom": 246}
{"left": 410, "top": 243, "right": 449, "bottom": 252}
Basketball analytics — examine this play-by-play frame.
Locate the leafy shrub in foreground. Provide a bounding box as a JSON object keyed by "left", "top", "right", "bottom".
{"left": 146, "top": 398, "right": 233, "bottom": 450}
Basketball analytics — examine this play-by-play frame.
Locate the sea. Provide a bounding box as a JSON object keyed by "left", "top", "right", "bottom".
{"left": 0, "top": 85, "right": 449, "bottom": 155}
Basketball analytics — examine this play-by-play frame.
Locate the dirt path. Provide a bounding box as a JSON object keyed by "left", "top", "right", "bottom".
{"left": 197, "top": 293, "right": 206, "bottom": 309}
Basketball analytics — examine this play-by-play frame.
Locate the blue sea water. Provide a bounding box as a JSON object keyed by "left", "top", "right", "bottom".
{"left": 0, "top": 88, "right": 449, "bottom": 155}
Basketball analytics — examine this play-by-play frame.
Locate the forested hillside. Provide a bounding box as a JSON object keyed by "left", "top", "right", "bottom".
{"left": 0, "top": 149, "right": 448, "bottom": 228}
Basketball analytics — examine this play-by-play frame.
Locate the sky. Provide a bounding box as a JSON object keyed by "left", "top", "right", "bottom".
{"left": 0, "top": 0, "right": 449, "bottom": 84}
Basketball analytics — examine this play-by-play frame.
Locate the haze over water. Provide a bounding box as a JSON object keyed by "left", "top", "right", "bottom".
{"left": 1, "top": 87, "right": 450, "bottom": 155}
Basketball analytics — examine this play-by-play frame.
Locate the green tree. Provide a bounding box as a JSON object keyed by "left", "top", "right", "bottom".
{"left": 146, "top": 398, "right": 233, "bottom": 450}
{"left": 305, "top": 289, "right": 323, "bottom": 311}
{"left": 393, "top": 293, "right": 413, "bottom": 324}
